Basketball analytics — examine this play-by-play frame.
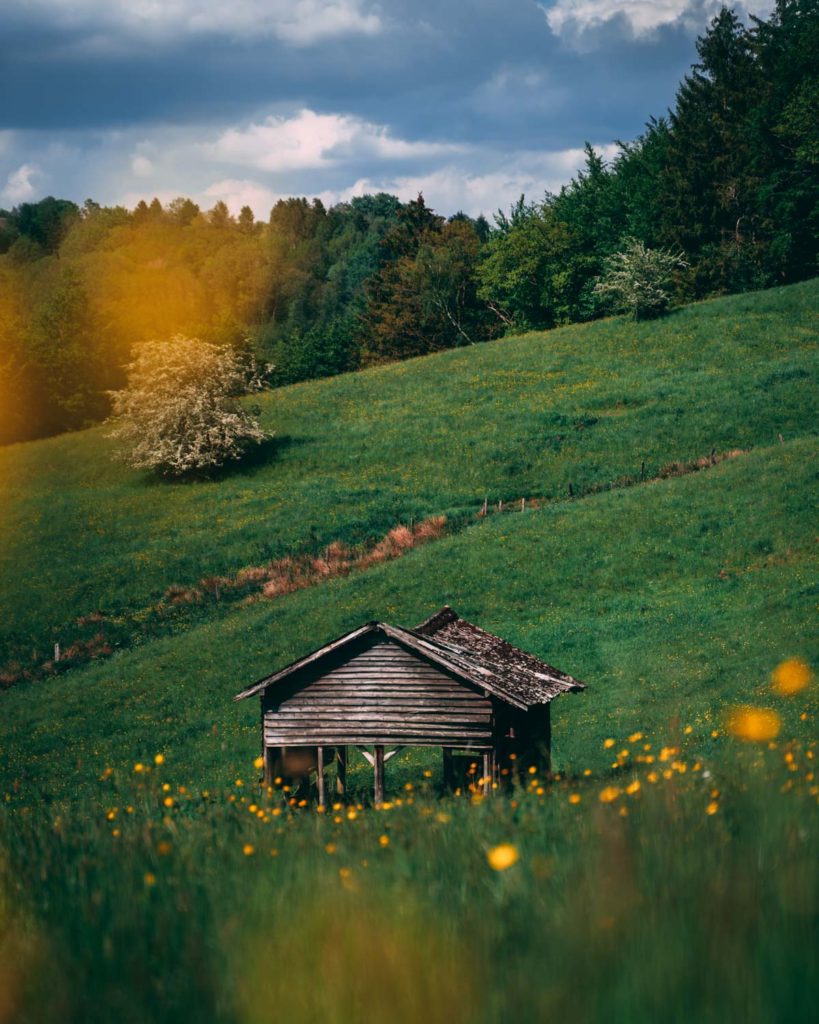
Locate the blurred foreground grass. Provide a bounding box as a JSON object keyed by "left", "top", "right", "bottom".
{"left": 2, "top": 732, "right": 817, "bottom": 1024}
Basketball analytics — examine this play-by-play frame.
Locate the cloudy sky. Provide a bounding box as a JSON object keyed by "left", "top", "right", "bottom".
{"left": 0, "top": 0, "right": 772, "bottom": 218}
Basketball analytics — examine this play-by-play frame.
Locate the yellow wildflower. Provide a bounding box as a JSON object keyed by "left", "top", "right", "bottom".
{"left": 727, "top": 707, "right": 781, "bottom": 742}
{"left": 144, "top": 872, "right": 156, "bottom": 886}
{"left": 603, "top": 738, "right": 615, "bottom": 749}
{"left": 243, "top": 843, "right": 254, "bottom": 856}
{"left": 154, "top": 753, "right": 165, "bottom": 766}
{"left": 134, "top": 763, "right": 144, "bottom": 774}
{"left": 487, "top": 844, "right": 519, "bottom": 871}
{"left": 626, "top": 780, "right": 641, "bottom": 795}
{"left": 598, "top": 786, "right": 621, "bottom": 803}
{"left": 378, "top": 834, "right": 390, "bottom": 847}
{"left": 771, "top": 658, "right": 812, "bottom": 696}
{"left": 253, "top": 755, "right": 264, "bottom": 770}
{"left": 706, "top": 801, "right": 719, "bottom": 816}
{"left": 568, "top": 793, "right": 581, "bottom": 805}
{"left": 163, "top": 796, "right": 174, "bottom": 808}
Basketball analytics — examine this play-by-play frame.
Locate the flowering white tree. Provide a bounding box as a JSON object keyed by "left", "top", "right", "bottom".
{"left": 594, "top": 238, "right": 688, "bottom": 320}
{"left": 108, "top": 335, "right": 271, "bottom": 476}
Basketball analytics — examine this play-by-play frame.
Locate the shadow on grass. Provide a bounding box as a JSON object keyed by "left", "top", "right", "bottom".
{"left": 142, "top": 435, "right": 306, "bottom": 486}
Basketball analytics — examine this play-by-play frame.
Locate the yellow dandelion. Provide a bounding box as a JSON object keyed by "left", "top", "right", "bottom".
{"left": 684, "top": 725, "right": 693, "bottom": 735}
{"left": 727, "top": 707, "right": 781, "bottom": 742}
{"left": 603, "top": 738, "right": 615, "bottom": 749}
{"left": 378, "top": 834, "right": 390, "bottom": 847}
{"left": 598, "top": 786, "right": 621, "bottom": 803}
{"left": 568, "top": 793, "right": 581, "bottom": 805}
{"left": 134, "top": 763, "right": 144, "bottom": 773}
{"left": 243, "top": 843, "right": 255, "bottom": 856}
{"left": 628, "top": 731, "right": 643, "bottom": 742}
{"left": 347, "top": 809, "right": 357, "bottom": 821}
{"left": 325, "top": 843, "right": 336, "bottom": 855}
{"left": 154, "top": 753, "right": 165, "bottom": 766}
{"left": 583, "top": 769, "right": 592, "bottom": 777}
{"left": 436, "top": 812, "right": 451, "bottom": 824}
{"left": 771, "top": 658, "right": 812, "bottom": 697}
{"left": 339, "top": 866, "right": 352, "bottom": 880}
{"left": 144, "top": 872, "right": 156, "bottom": 886}
{"left": 626, "top": 780, "right": 641, "bottom": 795}
{"left": 161, "top": 782, "right": 170, "bottom": 792}
{"left": 647, "top": 771, "right": 659, "bottom": 784}
{"left": 235, "top": 779, "right": 244, "bottom": 787}
{"left": 156, "top": 841, "right": 172, "bottom": 856}
{"left": 163, "top": 796, "right": 174, "bottom": 808}
{"left": 487, "top": 844, "right": 519, "bottom": 871}
{"left": 270, "top": 848, "right": 278, "bottom": 857}
{"left": 706, "top": 801, "right": 719, "bottom": 816}
{"left": 253, "top": 756, "right": 264, "bottom": 770}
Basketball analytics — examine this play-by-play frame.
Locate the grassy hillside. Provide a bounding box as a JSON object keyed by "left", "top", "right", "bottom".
{"left": 1, "top": 281, "right": 817, "bottom": 1024}
{"left": 1, "top": 279, "right": 816, "bottom": 676}
{"left": 1, "top": 434, "right": 816, "bottom": 796}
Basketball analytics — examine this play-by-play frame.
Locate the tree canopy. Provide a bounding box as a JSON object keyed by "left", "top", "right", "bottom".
{"left": 1, "top": 2, "right": 817, "bottom": 446}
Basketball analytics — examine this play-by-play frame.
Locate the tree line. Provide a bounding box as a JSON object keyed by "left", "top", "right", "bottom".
{"left": 1, "top": 1, "right": 816, "bottom": 446}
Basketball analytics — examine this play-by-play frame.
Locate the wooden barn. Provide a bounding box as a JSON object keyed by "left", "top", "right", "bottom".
{"left": 234, "top": 606, "right": 586, "bottom": 802}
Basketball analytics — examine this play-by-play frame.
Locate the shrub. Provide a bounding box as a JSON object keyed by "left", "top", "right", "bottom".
{"left": 594, "top": 238, "right": 688, "bottom": 320}
{"left": 108, "top": 335, "right": 271, "bottom": 476}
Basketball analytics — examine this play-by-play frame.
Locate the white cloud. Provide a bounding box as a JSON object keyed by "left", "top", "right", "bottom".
{"left": 541, "top": 0, "right": 774, "bottom": 46}
{"left": 6, "top": 0, "right": 382, "bottom": 46}
{"left": 210, "top": 109, "right": 461, "bottom": 173}
{"left": 315, "top": 144, "right": 621, "bottom": 218}
{"left": 131, "top": 154, "right": 154, "bottom": 177}
{"left": 1, "top": 163, "right": 41, "bottom": 204}
{"left": 202, "top": 179, "right": 278, "bottom": 216}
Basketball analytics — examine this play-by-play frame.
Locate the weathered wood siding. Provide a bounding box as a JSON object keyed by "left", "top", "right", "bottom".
{"left": 263, "top": 638, "right": 493, "bottom": 748}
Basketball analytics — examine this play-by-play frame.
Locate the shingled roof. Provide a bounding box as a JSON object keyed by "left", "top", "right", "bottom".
{"left": 411, "top": 606, "right": 585, "bottom": 705}
{"left": 234, "top": 606, "right": 585, "bottom": 708}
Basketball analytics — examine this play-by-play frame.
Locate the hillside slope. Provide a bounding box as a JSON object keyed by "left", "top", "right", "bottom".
{"left": 1, "top": 435, "right": 815, "bottom": 796}
{"left": 1, "top": 279, "right": 816, "bottom": 677}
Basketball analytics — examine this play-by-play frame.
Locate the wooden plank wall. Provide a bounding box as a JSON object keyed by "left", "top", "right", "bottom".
{"left": 263, "top": 638, "right": 493, "bottom": 749}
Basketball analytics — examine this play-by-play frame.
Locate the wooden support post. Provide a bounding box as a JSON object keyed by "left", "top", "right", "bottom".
{"left": 316, "top": 746, "right": 326, "bottom": 807}
{"left": 336, "top": 746, "right": 347, "bottom": 798}
{"left": 442, "top": 747, "right": 455, "bottom": 791}
{"left": 263, "top": 745, "right": 275, "bottom": 787}
{"left": 542, "top": 704, "right": 553, "bottom": 779}
{"left": 482, "top": 752, "right": 494, "bottom": 796}
{"left": 373, "top": 745, "right": 385, "bottom": 805}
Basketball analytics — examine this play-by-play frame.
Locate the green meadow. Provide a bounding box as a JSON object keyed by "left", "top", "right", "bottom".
{"left": 1, "top": 280, "right": 817, "bottom": 1023}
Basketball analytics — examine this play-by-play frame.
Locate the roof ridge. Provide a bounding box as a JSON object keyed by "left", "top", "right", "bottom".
{"left": 413, "top": 605, "right": 459, "bottom": 635}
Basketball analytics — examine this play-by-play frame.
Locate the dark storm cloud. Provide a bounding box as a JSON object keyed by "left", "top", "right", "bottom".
{"left": 4, "top": 2, "right": 692, "bottom": 142}
{"left": 0, "top": 1, "right": 772, "bottom": 216}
